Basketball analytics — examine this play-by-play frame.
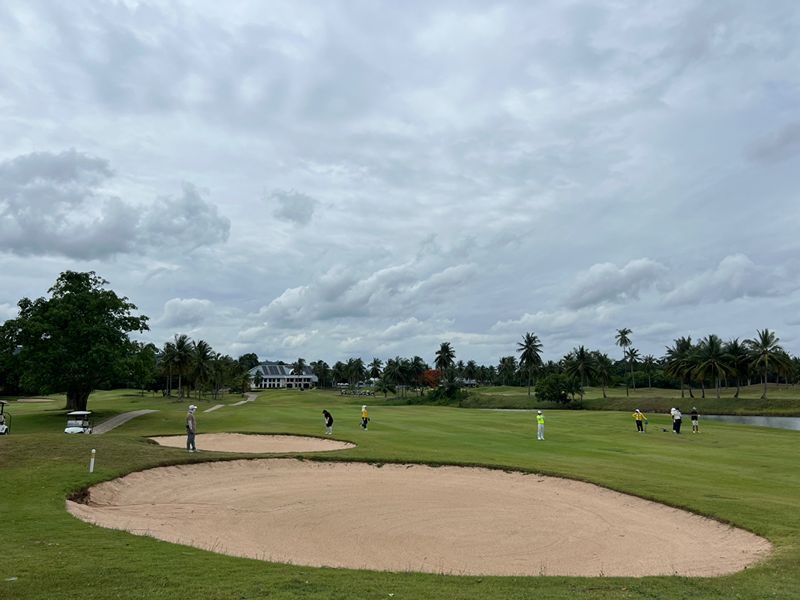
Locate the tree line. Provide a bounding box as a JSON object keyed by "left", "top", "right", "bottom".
{"left": 1, "top": 271, "right": 797, "bottom": 409}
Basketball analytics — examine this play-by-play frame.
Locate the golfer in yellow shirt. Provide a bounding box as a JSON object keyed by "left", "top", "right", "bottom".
{"left": 361, "top": 405, "right": 369, "bottom": 430}
{"left": 633, "top": 409, "right": 645, "bottom": 433}
{"left": 537, "top": 411, "right": 545, "bottom": 441}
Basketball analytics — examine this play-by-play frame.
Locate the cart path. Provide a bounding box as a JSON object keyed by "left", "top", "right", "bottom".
{"left": 93, "top": 410, "right": 158, "bottom": 434}
{"left": 204, "top": 404, "right": 225, "bottom": 413}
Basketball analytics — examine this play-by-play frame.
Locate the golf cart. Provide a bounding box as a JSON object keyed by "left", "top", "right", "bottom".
{"left": 0, "top": 401, "right": 9, "bottom": 435}
{"left": 65, "top": 411, "right": 93, "bottom": 434}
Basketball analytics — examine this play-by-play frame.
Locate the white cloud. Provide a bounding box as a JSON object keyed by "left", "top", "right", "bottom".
{"left": 0, "top": 303, "right": 18, "bottom": 323}
{"left": 158, "top": 298, "right": 216, "bottom": 329}
{"left": 0, "top": 151, "right": 230, "bottom": 259}
{"left": 663, "top": 254, "right": 779, "bottom": 306}
{"left": 563, "top": 259, "right": 668, "bottom": 309}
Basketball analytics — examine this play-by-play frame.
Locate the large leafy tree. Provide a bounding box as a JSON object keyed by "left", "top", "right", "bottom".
{"left": 615, "top": 328, "right": 632, "bottom": 396}
{"left": 129, "top": 342, "right": 158, "bottom": 396}
{"left": 237, "top": 353, "right": 260, "bottom": 371}
{"left": 516, "top": 332, "right": 543, "bottom": 396}
{"left": 1, "top": 271, "right": 149, "bottom": 411}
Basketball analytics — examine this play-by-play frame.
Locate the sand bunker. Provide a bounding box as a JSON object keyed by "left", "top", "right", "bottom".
{"left": 149, "top": 433, "right": 355, "bottom": 453}
{"left": 67, "top": 459, "right": 769, "bottom": 577}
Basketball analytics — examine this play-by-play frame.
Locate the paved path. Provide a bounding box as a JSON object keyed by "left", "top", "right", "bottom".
{"left": 246, "top": 393, "right": 258, "bottom": 402}
{"left": 231, "top": 400, "right": 248, "bottom": 406}
{"left": 204, "top": 404, "right": 225, "bottom": 413}
{"left": 93, "top": 410, "right": 158, "bottom": 434}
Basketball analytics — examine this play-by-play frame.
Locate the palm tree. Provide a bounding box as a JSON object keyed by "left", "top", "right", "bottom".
{"left": 172, "top": 333, "right": 193, "bottom": 398}
{"left": 664, "top": 336, "right": 694, "bottom": 398}
{"left": 374, "top": 377, "right": 396, "bottom": 398}
{"left": 694, "top": 335, "right": 731, "bottom": 399}
{"left": 498, "top": 356, "right": 517, "bottom": 386}
{"left": 563, "top": 346, "right": 597, "bottom": 400}
{"left": 723, "top": 338, "right": 749, "bottom": 398}
{"left": 383, "top": 358, "right": 403, "bottom": 394}
{"left": 464, "top": 360, "right": 478, "bottom": 387}
{"left": 615, "top": 328, "right": 632, "bottom": 396}
{"left": 160, "top": 341, "right": 177, "bottom": 397}
{"left": 642, "top": 355, "right": 656, "bottom": 388}
{"left": 368, "top": 358, "right": 383, "bottom": 380}
{"left": 434, "top": 342, "right": 456, "bottom": 372}
{"left": 291, "top": 357, "right": 307, "bottom": 375}
{"left": 626, "top": 347, "right": 640, "bottom": 392}
{"left": 311, "top": 360, "right": 331, "bottom": 388}
{"left": 516, "top": 332, "right": 544, "bottom": 396}
{"left": 593, "top": 352, "right": 614, "bottom": 398}
{"left": 410, "top": 356, "right": 427, "bottom": 394}
{"left": 746, "top": 329, "right": 787, "bottom": 399}
{"left": 192, "top": 340, "right": 215, "bottom": 399}
{"left": 332, "top": 361, "right": 347, "bottom": 388}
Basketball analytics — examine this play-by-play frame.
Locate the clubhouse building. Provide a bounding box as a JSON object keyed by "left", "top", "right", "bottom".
{"left": 248, "top": 364, "right": 317, "bottom": 389}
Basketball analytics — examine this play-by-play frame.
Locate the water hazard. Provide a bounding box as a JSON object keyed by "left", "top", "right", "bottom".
{"left": 700, "top": 414, "right": 800, "bottom": 432}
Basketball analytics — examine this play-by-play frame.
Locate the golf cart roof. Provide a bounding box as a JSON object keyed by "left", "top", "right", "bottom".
{"left": 0, "top": 400, "right": 8, "bottom": 406}
{"left": 67, "top": 411, "right": 91, "bottom": 416}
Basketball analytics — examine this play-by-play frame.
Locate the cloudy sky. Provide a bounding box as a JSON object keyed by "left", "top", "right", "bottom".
{"left": 1, "top": 0, "right": 799, "bottom": 366}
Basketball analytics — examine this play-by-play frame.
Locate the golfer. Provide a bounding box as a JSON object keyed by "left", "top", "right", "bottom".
{"left": 537, "top": 410, "right": 545, "bottom": 441}
{"left": 186, "top": 405, "right": 198, "bottom": 452}
{"left": 673, "top": 407, "right": 683, "bottom": 434}
{"left": 633, "top": 409, "right": 646, "bottom": 432}
{"left": 361, "top": 405, "right": 369, "bottom": 430}
{"left": 691, "top": 407, "right": 700, "bottom": 433}
{"left": 323, "top": 409, "right": 334, "bottom": 435}
{"left": 670, "top": 408, "right": 676, "bottom": 433}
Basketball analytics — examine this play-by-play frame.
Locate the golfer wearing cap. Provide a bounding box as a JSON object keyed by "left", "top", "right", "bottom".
{"left": 632, "top": 409, "right": 646, "bottom": 432}
{"left": 537, "top": 410, "right": 545, "bottom": 441}
{"left": 691, "top": 407, "right": 699, "bottom": 433}
{"left": 323, "top": 409, "right": 334, "bottom": 435}
{"left": 361, "top": 405, "right": 369, "bottom": 430}
{"left": 186, "top": 405, "right": 198, "bottom": 452}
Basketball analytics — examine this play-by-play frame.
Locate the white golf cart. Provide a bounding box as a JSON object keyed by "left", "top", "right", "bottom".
{"left": 65, "top": 411, "right": 93, "bottom": 434}
{"left": 0, "top": 400, "right": 10, "bottom": 435}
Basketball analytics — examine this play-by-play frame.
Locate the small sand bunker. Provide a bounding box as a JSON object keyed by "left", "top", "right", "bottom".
{"left": 68, "top": 459, "right": 770, "bottom": 577}
{"left": 149, "top": 433, "right": 355, "bottom": 453}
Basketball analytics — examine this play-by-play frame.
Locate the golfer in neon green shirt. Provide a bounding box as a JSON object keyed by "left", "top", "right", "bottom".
{"left": 537, "top": 410, "right": 545, "bottom": 441}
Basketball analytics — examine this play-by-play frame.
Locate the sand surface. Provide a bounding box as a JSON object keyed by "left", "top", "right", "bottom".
{"left": 17, "top": 398, "right": 54, "bottom": 402}
{"left": 67, "top": 459, "right": 770, "bottom": 577}
{"left": 149, "top": 433, "right": 355, "bottom": 453}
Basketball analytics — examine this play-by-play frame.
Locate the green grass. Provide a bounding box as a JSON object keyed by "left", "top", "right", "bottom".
{"left": 459, "top": 383, "right": 800, "bottom": 415}
{"left": 1, "top": 388, "right": 798, "bottom": 599}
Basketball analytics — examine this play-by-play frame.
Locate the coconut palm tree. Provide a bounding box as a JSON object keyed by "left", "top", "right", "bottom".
{"left": 642, "top": 355, "right": 656, "bottom": 388}
{"left": 626, "top": 347, "right": 640, "bottom": 392}
{"left": 160, "top": 341, "right": 177, "bottom": 397}
{"left": 332, "top": 361, "right": 347, "bottom": 388}
{"left": 745, "top": 329, "right": 786, "bottom": 400}
{"left": 374, "top": 377, "right": 396, "bottom": 398}
{"left": 664, "top": 336, "right": 695, "bottom": 398}
{"left": 694, "top": 335, "right": 732, "bottom": 399}
{"left": 563, "top": 346, "right": 597, "bottom": 400}
{"left": 464, "top": 360, "right": 478, "bottom": 387}
{"left": 498, "top": 356, "right": 517, "bottom": 386}
{"left": 434, "top": 342, "right": 456, "bottom": 372}
{"left": 368, "top": 358, "right": 383, "bottom": 380}
{"left": 615, "top": 328, "right": 632, "bottom": 396}
{"left": 593, "top": 352, "right": 614, "bottom": 398}
{"left": 410, "top": 356, "right": 427, "bottom": 394}
{"left": 192, "top": 340, "right": 215, "bottom": 399}
{"left": 516, "top": 332, "right": 544, "bottom": 396}
{"left": 723, "top": 338, "right": 749, "bottom": 398}
{"left": 291, "top": 357, "right": 307, "bottom": 375}
{"left": 383, "top": 358, "right": 403, "bottom": 393}
{"left": 172, "top": 333, "right": 193, "bottom": 398}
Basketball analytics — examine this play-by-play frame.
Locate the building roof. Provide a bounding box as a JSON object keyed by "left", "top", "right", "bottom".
{"left": 249, "top": 364, "right": 314, "bottom": 377}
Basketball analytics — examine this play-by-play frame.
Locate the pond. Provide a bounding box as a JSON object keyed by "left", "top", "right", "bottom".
{"left": 701, "top": 414, "right": 800, "bottom": 432}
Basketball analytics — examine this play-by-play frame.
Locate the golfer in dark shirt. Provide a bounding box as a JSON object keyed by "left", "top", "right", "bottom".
{"left": 691, "top": 407, "right": 699, "bottom": 433}
{"left": 323, "top": 410, "right": 334, "bottom": 435}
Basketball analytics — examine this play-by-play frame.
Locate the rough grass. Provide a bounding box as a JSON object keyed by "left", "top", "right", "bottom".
{"left": 1, "top": 388, "right": 798, "bottom": 599}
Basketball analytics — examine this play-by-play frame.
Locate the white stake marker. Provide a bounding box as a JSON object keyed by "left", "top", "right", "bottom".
{"left": 90, "top": 448, "right": 96, "bottom": 473}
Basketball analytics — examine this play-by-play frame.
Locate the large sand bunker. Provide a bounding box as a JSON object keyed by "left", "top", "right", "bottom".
{"left": 67, "top": 459, "right": 770, "bottom": 577}
{"left": 149, "top": 434, "right": 355, "bottom": 453}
